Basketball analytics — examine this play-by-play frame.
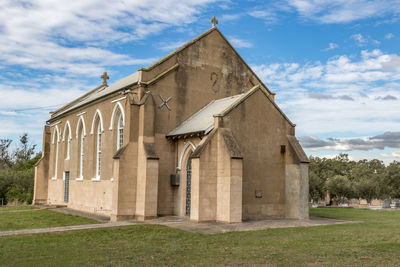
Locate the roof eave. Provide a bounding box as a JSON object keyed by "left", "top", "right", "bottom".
{"left": 48, "top": 81, "right": 138, "bottom": 122}
{"left": 166, "top": 130, "right": 209, "bottom": 140}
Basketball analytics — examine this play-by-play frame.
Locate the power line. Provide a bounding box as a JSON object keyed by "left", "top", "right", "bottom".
{"left": 1, "top": 104, "right": 64, "bottom": 113}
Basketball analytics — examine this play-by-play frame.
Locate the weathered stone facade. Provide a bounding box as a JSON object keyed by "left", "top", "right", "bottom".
{"left": 34, "top": 26, "right": 309, "bottom": 222}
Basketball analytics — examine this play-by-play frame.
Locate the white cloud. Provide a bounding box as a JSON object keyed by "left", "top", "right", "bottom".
{"left": 351, "top": 33, "right": 380, "bottom": 46}
{"left": 351, "top": 33, "right": 367, "bottom": 44}
{"left": 317, "top": 154, "right": 356, "bottom": 161}
{"left": 0, "top": 83, "right": 86, "bottom": 111}
{"left": 381, "top": 150, "right": 400, "bottom": 158}
{"left": 0, "top": 0, "right": 218, "bottom": 75}
{"left": 385, "top": 33, "right": 395, "bottom": 39}
{"left": 286, "top": 0, "right": 400, "bottom": 23}
{"left": 0, "top": 75, "right": 98, "bottom": 144}
{"left": 228, "top": 36, "right": 253, "bottom": 48}
{"left": 324, "top": 42, "right": 339, "bottom": 51}
{"left": 0, "top": 0, "right": 221, "bottom": 144}
{"left": 252, "top": 49, "right": 400, "bottom": 136}
{"left": 300, "top": 132, "right": 400, "bottom": 151}
{"left": 220, "top": 13, "right": 242, "bottom": 21}
{"left": 248, "top": 9, "right": 278, "bottom": 23}
{"left": 0, "top": 111, "right": 17, "bottom": 116}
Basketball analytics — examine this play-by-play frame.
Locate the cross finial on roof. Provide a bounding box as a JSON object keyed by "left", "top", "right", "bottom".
{"left": 101, "top": 72, "right": 109, "bottom": 86}
{"left": 211, "top": 16, "right": 218, "bottom": 27}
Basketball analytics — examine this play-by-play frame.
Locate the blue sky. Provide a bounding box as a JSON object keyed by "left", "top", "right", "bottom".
{"left": 0, "top": 0, "right": 400, "bottom": 163}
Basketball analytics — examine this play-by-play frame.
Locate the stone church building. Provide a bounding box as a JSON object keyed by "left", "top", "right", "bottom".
{"left": 34, "top": 22, "right": 309, "bottom": 223}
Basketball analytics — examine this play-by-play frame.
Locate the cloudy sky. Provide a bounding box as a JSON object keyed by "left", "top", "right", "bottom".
{"left": 0, "top": 0, "right": 399, "bottom": 163}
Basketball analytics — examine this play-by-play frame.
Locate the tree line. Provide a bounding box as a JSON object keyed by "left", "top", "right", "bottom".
{"left": 0, "top": 134, "right": 40, "bottom": 205}
{"left": 309, "top": 154, "right": 400, "bottom": 203}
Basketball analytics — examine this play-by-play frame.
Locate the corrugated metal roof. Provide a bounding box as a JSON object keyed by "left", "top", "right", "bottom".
{"left": 167, "top": 93, "right": 245, "bottom": 137}
{"left": 51, "top": 71, "right": 139, "bottom": 118}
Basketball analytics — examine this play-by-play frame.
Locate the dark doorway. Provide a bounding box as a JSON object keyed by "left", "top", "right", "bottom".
{"left": 185, "top": 158, "right": 192, "bottom": 216}
{"left": 64, "top": 171, "right": 70, "bottom": 203}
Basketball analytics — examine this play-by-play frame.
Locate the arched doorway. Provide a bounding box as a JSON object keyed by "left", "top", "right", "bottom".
{"left": 185, "top": 156, "right": 192, "bottom": 216}
{"left": 174, "top": 141, "right": 196, "bottom": 217}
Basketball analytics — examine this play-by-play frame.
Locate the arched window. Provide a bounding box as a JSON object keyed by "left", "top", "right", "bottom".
{"left": 109, "top": 102, "right": 125, "bottom": 151}
{"left": 91, "top": 109, "right": 103, "bottom": 180}
{"left": 79, "top": 130, "right": 84, "bottom": 179}
{"left": 52, "top": 125, "right": 60, "bottom": 179}
{"left": 117, "top": 113, "right": 124, "bottom": 150}
{"left": 76, "top": 116, "right": 86, "bottom": 180}
{"left": 96, "top": 123, "right": 102, "bottom": 179}
{"left": 63, "top": 121, "right": 71, "bottom": 160}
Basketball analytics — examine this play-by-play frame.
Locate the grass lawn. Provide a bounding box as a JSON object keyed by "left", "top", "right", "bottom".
{"left": 0, "top": 205, "right": 38, "bottom": 211}
{"left": 0, "top": 207, "right": 98, "bottom": 231}
{"left": 1, "top": 208, "right": 400, "bottom": 266}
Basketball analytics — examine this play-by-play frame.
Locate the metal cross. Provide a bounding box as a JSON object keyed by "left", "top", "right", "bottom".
{"left": 211, "top": 16, "right": 218, "bottom": 27}
{"left": 158, "top": 95, "right": 172, "bottom": 111}
{"left": 101, "top": 72, "right": 109, "bottom": 86}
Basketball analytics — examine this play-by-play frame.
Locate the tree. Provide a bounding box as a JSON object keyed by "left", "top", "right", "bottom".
{"left": 350, "top": 159, "right": 385, "bottom": 201}
{"left": 0, "top": 168, "right": 13, "bottom": 205}
{"left": 0, "top": 139, "right": 12, "bottom": 169}
{"left": 353, "top": 179, "right": 378, "bottom": 203}
{"left": 309, "top": 169, "right": 325, "bottom": 202}
{"left": 385, "top": 161, "right": 400, "bottom": 198}
{"left": 325, "top": 175, "right": 353, "bottom": 202}
{"left": 0, "top": 134, "right": 40, "bottom": 205}
{"left": 13, "top": 133, "right": 36, "bottom": 168}
{"left": 309, "top": 154, "right": 355, "bottom": 202}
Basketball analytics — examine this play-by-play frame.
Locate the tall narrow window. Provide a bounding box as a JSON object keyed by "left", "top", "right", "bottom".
{"left": 54, "top": 134, "right": 59, "bottom": 179}
{"left": 66, "top": 137, "right": 70, "bottom": 159}
{"left": 64, "top": 124, "right": 71, "bottom": 160}
{"left": 79, "top": 132, "right": 84, "bottom": 179}
{"left": 96, "top": 123, "right": 102, "bottom": 178}
{"left": 117, "top": 114, "right": 124, "bottom": 150}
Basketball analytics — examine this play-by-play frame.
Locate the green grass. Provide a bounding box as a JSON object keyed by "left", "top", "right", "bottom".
{"left": 0, "top": 209, "right": 98, "bottom": 231}
{"left": 0, "top": 205, "right": 38, "bottom": 211}
{"left": 1, "top": 208, "right": 400, "bottom": 266}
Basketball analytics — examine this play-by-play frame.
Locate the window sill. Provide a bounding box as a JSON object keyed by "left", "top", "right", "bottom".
{"left": 51, "top": 177, "right": 57, "bottom": 181}
{"left": 91, "top": 177, "right": 100, "bottom": 182}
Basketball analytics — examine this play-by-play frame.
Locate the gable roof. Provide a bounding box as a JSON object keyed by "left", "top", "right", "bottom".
{"left": 49, "top": 26, "right": 275, "bottom": 120}
{"left": 167, "top": 85, "right": 295, "bottom": 139}
{"left": 49, "top": 28, "right": 219, "bottom": 120}
{"left": 167, "top": 93, "right": 245, "bottom": 138}
{"left": 50, "top": 71, "right": 139, "bottom": 119}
